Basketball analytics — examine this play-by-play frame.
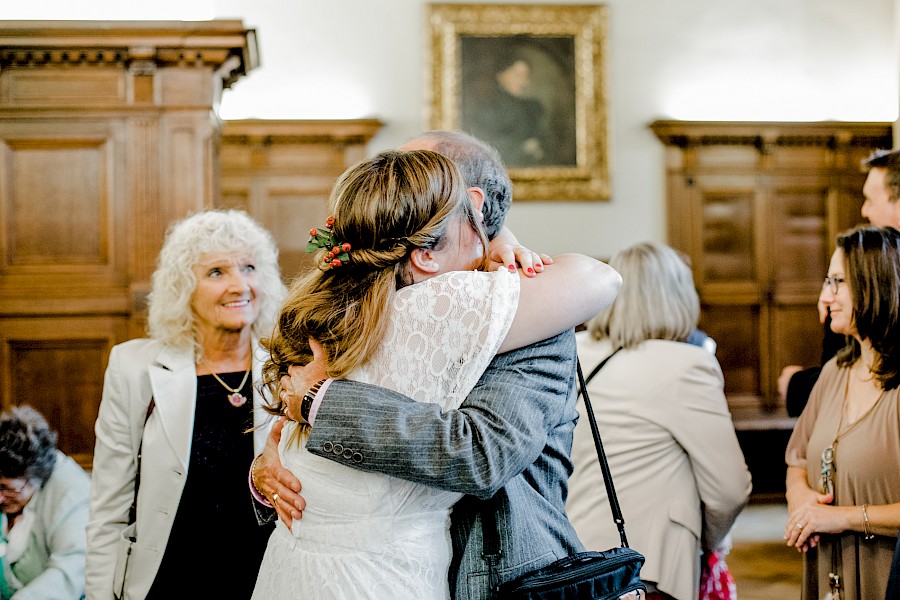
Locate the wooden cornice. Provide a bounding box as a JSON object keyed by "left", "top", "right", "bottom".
{"left": 650, "top": 120, "right": 892, "bottom": 150}
{"left": 0, "top": 20, "right": 258, "bottom": 88}
{"left": 222, "top": 119, "right": 385, "bottom": 146}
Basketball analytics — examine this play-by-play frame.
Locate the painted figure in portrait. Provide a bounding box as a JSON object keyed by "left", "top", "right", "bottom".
{"left": 461, "top": 35, "right": 577, "bottom": 169}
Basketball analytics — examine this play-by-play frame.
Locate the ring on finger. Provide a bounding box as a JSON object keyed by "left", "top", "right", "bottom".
{"left": 273, "top": 493, "right": 280, "bottom": 508}
{"left": 797, "top": 522, "right": 804, "bottom": 529}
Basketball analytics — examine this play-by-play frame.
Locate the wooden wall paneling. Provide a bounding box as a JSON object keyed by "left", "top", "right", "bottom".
{"left": 127, "top": 115, "right": 160, "bottom": 335}
{"left": 1, "top": 316, "right": 128, "bottom": 470}
{"left": 0, "top": 119, "right": 130, "bottom": 314}
{"left": 699, "top": 304, "right": 760, "bottom": 399}
{"left": 9, "top": 139, "right": 107, "bottom": 265}
{"left": 220, "top": 119, "right": 383, "bottom": 281}
{"left": 651, "top": 120, "right": 893, "bottom": 428}
{"left": 0, "top": 20, "right": 258, "bottom": 462}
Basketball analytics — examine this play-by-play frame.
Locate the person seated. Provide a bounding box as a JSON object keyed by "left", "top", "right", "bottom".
{"left": 569, "top": 241, "right": 752, "bottom": 600}
{"left": 0, "top": 405, "right": 90, "bottom": 600}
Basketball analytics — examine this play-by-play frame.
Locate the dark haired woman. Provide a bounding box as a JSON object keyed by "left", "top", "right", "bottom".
{"left": 785, "top": 225, "right": 900, "bottom": 599}
{"left": 0, "top": 404, "right": 90, "bottom": 599}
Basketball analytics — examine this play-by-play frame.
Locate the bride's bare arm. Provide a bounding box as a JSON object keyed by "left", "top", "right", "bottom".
{"left": 498, "top": 253, "right": 621, "bottom": 353}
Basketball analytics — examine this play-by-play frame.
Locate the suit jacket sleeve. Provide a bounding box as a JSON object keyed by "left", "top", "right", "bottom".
{"left": 306, "top": 330, "right": 577, "bottom": 499}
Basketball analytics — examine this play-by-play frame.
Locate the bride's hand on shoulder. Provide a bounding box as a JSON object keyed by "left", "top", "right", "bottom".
{"left": 487, "top": 227, "right": 551, "bottom": 277}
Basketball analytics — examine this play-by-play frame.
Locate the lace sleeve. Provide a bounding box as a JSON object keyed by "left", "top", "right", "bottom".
{"left": 350, "top": 269, "right": 520, "bottom": 412}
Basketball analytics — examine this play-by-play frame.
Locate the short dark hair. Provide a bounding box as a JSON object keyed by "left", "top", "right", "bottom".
{"left": 862, "top": 149, "right": 900, "bottom": 202}
{"left": 0, "top": 405, "right": 58, "bottom": 483}
{"left": 835, "top": 225, "right": 900, "bottom": 389}
{"left": 409, "top": 131, "right": 513, "bottom": 240}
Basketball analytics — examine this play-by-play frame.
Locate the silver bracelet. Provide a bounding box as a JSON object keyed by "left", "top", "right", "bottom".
{"left": 862, "top": 504, "right": 875, "bottom": 540}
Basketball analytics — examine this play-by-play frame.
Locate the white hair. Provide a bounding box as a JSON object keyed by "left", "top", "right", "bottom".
{"left": 146, "top": 209, "right": 286, "bottom": 356}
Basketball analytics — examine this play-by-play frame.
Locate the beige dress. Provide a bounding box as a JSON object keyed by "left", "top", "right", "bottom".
{"left": 786, "top": 358, "right": 900, "bottom": 599}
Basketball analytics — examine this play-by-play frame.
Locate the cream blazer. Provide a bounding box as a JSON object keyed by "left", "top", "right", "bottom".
{"left": 85, "top": 338, "right": 274, "bottom": 600}
{"left": 567, "top": 334, "right": 752, "bottom": 600}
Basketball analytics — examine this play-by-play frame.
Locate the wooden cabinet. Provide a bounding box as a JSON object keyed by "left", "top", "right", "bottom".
{"left": 219, "top": 119, "right": 382, "bottom": 280}
{"left": 651, "top": 121, "right": 893, "bottom": 428}
{"left": 0, "top": 21, "right": 257, "bottom": 467}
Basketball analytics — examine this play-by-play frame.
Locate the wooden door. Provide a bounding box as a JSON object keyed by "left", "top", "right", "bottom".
{"left": 652, "top": 121, "right": 892, "bottom": 427}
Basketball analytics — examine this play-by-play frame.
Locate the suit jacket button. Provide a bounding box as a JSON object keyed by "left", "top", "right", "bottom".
{"left": 342, "top": 448, "right": 353, "bottom": 459}
{"left": 322, "top": 442, "right": 333, "bottom": 453}
{"left": 352, "top": 452, "right": 364, "bottom": 463}
{"left": 332, "top": 443, "right": 344, "bottom": 455}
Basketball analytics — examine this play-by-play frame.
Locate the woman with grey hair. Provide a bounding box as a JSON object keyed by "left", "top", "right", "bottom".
{"left": 567, "top": 241, "right": 752, "bottom": 600}
{"left": 85, "top": 209, "right": 287, "bottom": 600}
{"left": 0, "top": 404, "right": 90, "bottom": 600}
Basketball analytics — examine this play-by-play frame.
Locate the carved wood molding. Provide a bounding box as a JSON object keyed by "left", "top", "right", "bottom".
{"left": 650, "top": 120, "right": 892, "bottom": 150}
{"left": 0, "top": 20, "right": 258, "bottom": 88}
{"left": 221, "top": 119, "right": 385, "bottom": 146}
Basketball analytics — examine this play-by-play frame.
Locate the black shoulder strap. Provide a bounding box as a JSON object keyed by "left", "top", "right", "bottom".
{"left": 575, "top": 350, "right": 629, "bottom": 548}
{"left": 481, "top": 350, "right": 627, "bottom": 591}
{"left": 583, "top": 349, "right": 619, "bottom": 388}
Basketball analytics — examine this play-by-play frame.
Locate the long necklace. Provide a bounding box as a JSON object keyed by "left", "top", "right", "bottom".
{"left": 820, "top": 365, "right": 885, "bottom": 600}
{"left": 202, "top": 359, "right": 251, "bottom": 407}
{"left": 821, "top": 368, "right": 885, "bottom": 496}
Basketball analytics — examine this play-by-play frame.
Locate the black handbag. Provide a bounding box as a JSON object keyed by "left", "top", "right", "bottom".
{"left": 481, "top": 351, "right": 647, "bottom": 599}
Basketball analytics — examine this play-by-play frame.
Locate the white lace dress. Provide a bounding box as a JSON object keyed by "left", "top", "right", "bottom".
{"left": 251, "top": 269, "right": 519, "bottom": 600}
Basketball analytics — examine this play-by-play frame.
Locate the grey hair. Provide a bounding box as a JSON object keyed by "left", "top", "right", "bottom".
{"left": 588, "top": 242, "right": 700, "bottom": 349}
{"left": 408, "top": 130, "right": 512, "bottom": 239}
{"left": 147, "top": 209, "right": 287, "bottom": 356}
{"left": 0, "top": 405, "right": 58, "bottom": 484}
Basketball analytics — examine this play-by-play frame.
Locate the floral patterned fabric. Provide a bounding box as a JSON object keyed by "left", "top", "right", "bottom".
{"left": 699, "top": 550, "right": 736, "bottom": 600}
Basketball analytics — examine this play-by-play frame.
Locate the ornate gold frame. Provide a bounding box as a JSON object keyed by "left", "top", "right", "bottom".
{"left": 426, "top": 3, "right": 609, "bottom": 201}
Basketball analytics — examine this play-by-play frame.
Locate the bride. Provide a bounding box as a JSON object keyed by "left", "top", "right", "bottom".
{"left": 251, "top": 148, "right": 621, "bottom": 599}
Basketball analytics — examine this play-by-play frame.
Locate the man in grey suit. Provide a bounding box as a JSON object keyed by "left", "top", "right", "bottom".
{"left": 253, "top": 130, "right": 586, "bottom": 599}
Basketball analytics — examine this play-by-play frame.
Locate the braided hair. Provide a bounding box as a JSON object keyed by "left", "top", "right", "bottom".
{"left": 261, "top": 150, "right": 487, "bottom": 414}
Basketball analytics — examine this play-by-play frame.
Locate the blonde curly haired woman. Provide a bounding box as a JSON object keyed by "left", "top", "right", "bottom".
{"left": 86, "top": 209, "right": 287, "bottom": 600}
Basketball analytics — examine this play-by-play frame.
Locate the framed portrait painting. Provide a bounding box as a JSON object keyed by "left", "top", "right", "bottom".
{"left": 426, "top": 3, "right": 609, "bottom": 201}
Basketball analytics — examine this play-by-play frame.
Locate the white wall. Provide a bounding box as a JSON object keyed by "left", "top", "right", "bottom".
{"left": 217, "top": 0, "right": 898, "bottom": 257}
{"left": 6, "top": 0, "right": 897, "bottom": 257}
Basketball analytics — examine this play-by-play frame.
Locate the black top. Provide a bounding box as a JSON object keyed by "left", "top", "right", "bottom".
{"left": 785, "top": 315, "right": 848, "bottom": 417}
{"left": 145, "top": 372, "right": 273, "bottom": 600}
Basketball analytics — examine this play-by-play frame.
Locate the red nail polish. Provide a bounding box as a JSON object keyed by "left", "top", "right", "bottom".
{"left": 508, "top": 265, "right": 515, "bottom": 272}
{"left": 527, "top": 268, "right": 535, "bottom": 274}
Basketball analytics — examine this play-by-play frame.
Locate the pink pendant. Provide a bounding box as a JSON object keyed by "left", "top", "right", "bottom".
{"left": 228, "top": 392, "right": 248, "bottom": 407}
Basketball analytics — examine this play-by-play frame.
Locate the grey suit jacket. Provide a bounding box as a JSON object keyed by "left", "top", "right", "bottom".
{"left": 305, "top": 330, "right": 584, "bottom": 600}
